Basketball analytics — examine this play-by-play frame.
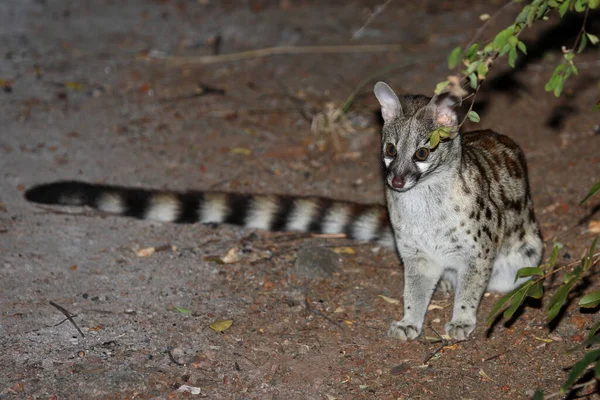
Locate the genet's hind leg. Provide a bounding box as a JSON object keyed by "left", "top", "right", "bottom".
{"left": 488, "top": 235, "right": 543, "bottom": 293}
{"left": 437, "top": 270, "right": 457, "bottom": 297}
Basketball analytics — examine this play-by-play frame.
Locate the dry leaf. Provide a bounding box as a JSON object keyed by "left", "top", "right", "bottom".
{"left": 221, "top": 247, "right": 242, "bottom": 263}
{"left": 210, "top": 319, "right": 233, "bottom": 333}
{"left": 478, "top": 368, "right": 494, "bottom": 382}
{"left": 176, "top": 385, "right": 201, "bottom": 395}
{"left": 378, "top": 294, "right": 400, "bottom": 305}
{"left": 443, "top": 343, "right": 459, "bottom": 351}
{"left": 589, "top": 220, "right": 600, "bottom": 233}
{"left": 333, "top": 307, "right": 345, "bottom": 313}
{"left": 230, "top": 147, "right": 252, "bottom": 155}
{"left": 534, "top": 336, "right": 553, "bottom": 343}
{"left": 427, "top": 304, "right": 444, "bottom": 310}
{"left": 135, "top": 247, "right": 155, "bottom": 257}
{"left": 331, "top": 247, "right": 355, "bottom": 255}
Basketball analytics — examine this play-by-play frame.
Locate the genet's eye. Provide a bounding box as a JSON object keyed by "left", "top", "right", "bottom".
{"left": 414, "top": 147, "right": 430, "bottom": 161}
{"left": 385, "top": 143, "right": 397, "bottom": 157}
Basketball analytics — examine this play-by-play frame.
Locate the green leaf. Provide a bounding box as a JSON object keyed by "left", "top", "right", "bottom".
{"left": 589, "top": 237, "right": 598, "bottom": 258}
{"left": 487, "top": 284, "right": 523, "bottom": 325}
{"left": 587, "top": 32, "right": 600, "bottom": 46}
{"left": 579, "top": 181, "right": 600, "bottom": 204}
{"left": 175, "top": 307, "right": 192, "bottom": 315}
{"left": 589, "top": 320, "right": 600, "bottom": 340}
{"left": 503, "top": 281, "right": 533, "bottom": 319}
{"left": 547, "top": 280, "right": 576, "bottom": 322}
{"left": 434, "top": 80, "right": 450, "bottom": 95}
{"left": 492, "top": 26, "right": 515, "bottom": 51}
{"left": 590, "top": 0, "right": 600, "bottom": 9}
{"left": 430, "top": 129, "right": 440, "bottom": 149}
{"left": 437, "top": 127, "right": 452, "bottom": 138}
{"left": 448, "top": 47, "right": 462, "bottom": 69}
{"left": 467, "top": 110, "right": 480, "bottom": 123}
{"left": 476, "top": 62, "right": 489, "bottom": 79}
{"left": 596, "top": 361, "right": 600, "bottom": 379}
{"left": 527, "top": 280, "right": 544, "bottom": 299}
{"left": 531, "top": 390, "right": 544, "bottom": 400}
{"left": 517, "top": 40, "right": 527, "bottom": 55}
{"left": 467, "top": 73, "right": 477, "bottom": 89}
{"left": 574, "top": 0, "right": 587, "bottom": 12}
{"left": 515, "top": 267, "right": 544, "bottom": 280}
{"left": 560, "top": 349, "right": 600, "bottom": 393}
{"left": 579, "top": 290, "right": 600, "bottom": 308}
{"left": 548, "top": 244, "right": 560, "bottom": 273}
{"left": 465, "top": 44, "right": 479, "bottom": 61}
{"left": 558, "top": 0, "right": 571, "bottom": 17}
{"left": 577, "top": 34, "right": 588, "bottom": 53}
{"left": 466, "top": 60, "right": 481, "bottom": 75}
{"left": 508, "top": 47, "right": 518, "bottom": 68}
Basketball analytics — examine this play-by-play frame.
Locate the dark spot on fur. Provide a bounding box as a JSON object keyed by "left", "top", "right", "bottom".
{"left": 454, "top": 205, "right": 460, "bottom": 212}
{"left": 485, "top": 207, "right": 492, "bottom": 220}
{"left": 469, "top": 211, "right": 476, "bottom": 219}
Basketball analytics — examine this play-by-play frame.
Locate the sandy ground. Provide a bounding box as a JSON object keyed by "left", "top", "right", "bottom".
{"left": 1, "top": 0, "right": 599, "bottom": 399}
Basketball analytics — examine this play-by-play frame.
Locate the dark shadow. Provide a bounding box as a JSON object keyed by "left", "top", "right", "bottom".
{"left": 477, "top": 10, "right": 600, "bottom": 125}
{"left": 485, "top": 297, "right": 542, "bottom": 338}
{"left": 577, "top": 201, "right": 600, "bottom": 226}
{"left": 562, "top": 368, "right": 600, "bottom": 399}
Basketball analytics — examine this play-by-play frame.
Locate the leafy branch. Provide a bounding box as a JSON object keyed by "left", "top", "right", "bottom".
{"left": 427, "top": 0, "right": 599, "bottom": 149}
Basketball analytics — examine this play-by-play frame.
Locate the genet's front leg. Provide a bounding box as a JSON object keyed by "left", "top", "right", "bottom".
{"left": 388, "top": 257, "right": 442, "bottom": 340}
{"left": 445, "top": 258, "right": 492, "bottom": 340}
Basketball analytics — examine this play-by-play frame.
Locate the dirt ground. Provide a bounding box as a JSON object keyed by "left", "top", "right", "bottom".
{"left": 1, "top": 0, "right": 599, "bottom": 399}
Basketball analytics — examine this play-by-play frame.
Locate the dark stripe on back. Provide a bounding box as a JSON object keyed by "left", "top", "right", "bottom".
{"left": 307, "top": 198, "right": 334, "bottom": 233}
{"left": 224, "top": 194, "right": 252, "bottom": 226}
{"left": 175, "top": 192, "right": 201, "bottom": 223}
{"left": 270, "top": 195, "right": 296, "bottom": 232}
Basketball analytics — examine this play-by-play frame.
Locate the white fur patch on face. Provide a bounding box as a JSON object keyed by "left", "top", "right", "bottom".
{"left": 416, "top": 161, "right": 431, "bottom": 173}
{"left": 146, "top": 193, "right": 179, "bottom": 222}
{"left": 245, "top": 196, "right": 277, "bottom": 230}
{"left": 286, "top": 199, "right": 318, "bottom": 232}
{"left": 201, "top": 193, "right": 228, "bottom": 223}
{"left": 322, "top": 204, "right": 350, "bottom": 234}
{"left": 383, "top": 157, "right": 393, "bottom": 168}
{"left": 97, "top": 192, "right": 125, "bottom": 214}
{"left": 351, "top": 210, "right": 379, "bottom": 241}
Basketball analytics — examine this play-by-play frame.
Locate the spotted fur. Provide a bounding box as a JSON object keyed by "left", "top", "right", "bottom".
{"left": 374, "top": 81, "right": 543, "bottom": 341}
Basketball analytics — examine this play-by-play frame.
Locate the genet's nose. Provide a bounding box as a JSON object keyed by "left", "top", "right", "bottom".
{"left": 391, "top": 175, "right": 405, "bottom": 189}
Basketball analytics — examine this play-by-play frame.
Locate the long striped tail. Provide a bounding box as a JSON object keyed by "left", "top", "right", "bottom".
{"left": 25, "top": 181, "right": 394, "bottom": 248}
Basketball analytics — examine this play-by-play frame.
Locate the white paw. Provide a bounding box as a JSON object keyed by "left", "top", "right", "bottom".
{"left": 387, "top": 320, "right": 421, "bottom": 340}
{"left": 445, "top": 319, "right": 476, "bottom": 340}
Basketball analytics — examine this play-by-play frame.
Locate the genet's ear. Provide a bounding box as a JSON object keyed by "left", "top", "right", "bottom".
{"left": 374, "top": 81, "right": 403, "bottom": 123}
{"left": 427, "top": 94, "right": 459, "bottom": 127}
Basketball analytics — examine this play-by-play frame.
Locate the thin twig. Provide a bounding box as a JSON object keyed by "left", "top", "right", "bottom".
{"left": 304, "top": 293, "right": 347, "bottom": 337}
{"left": 571, "top": 7, "right": 590, "bottom": 53}
{"left": 49, "top": 301, "right": 85, "bottom": 338}
{"left": 422, "top": 326, "right": 448, "bottom": 364}
{"left": 166, "top": 349, "right": 185, "bottom": 366}
{"left": 352, "top": 0, "right": 394, "bottom": 39}
{"left": 457, "top": 0, "right": 516, "bottom": 75}
{"left": 154, "top": 44, "right": 405, "bottom": 66}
